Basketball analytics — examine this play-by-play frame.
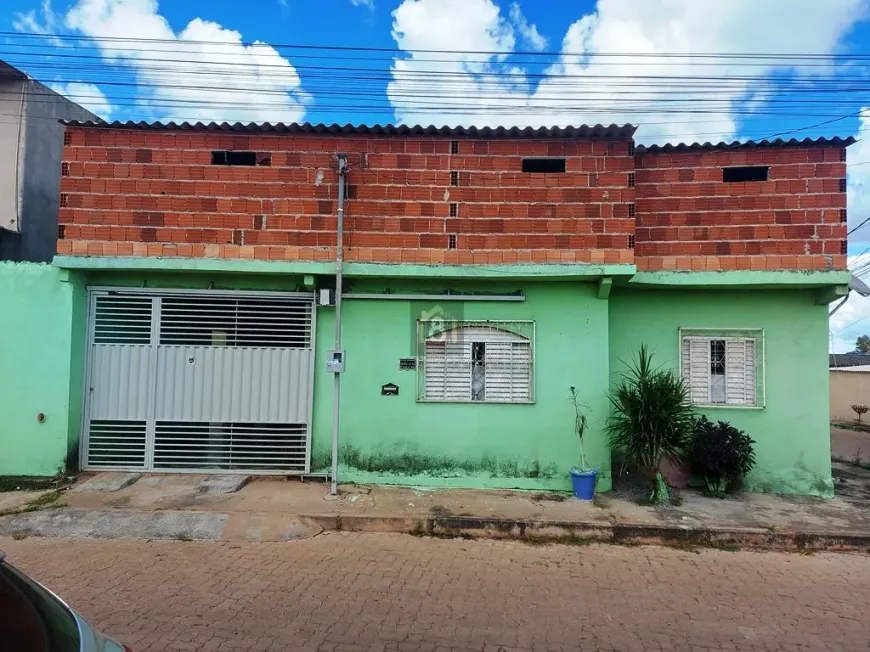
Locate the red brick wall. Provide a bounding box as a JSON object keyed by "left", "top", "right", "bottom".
{"left": 634, "top": 146, "right": 848, "bottom": 271}
{"left": 57, "top": 128, "right": 635, "bottom": 265}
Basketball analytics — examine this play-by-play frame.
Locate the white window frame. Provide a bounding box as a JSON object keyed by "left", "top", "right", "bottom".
{"left": 416, "top": 320, "right": 535, "bottom": 404}
{"left": 678, "top": 328, "right": 765, "bottom": 409}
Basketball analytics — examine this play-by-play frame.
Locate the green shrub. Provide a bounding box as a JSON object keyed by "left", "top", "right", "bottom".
{"left": 689, "top": 416, "right": 756, "bottom": 497}
{"left": 606, "top": 345, "right": 695, "bottom": 503}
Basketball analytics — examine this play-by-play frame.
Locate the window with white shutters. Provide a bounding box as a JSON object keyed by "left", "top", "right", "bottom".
{"left": 680, "top": 331, "right": 762, "bottom": 407}
{"left": 418, "top": 321, "right": 534, "bottom": 403}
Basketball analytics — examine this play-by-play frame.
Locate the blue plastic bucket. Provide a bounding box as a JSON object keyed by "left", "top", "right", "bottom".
{"left": 569, "top": 468, "right": 598, "bottom": 500}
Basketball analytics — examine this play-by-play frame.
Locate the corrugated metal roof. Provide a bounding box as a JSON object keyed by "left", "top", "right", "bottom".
{"left": 830, "top": 353, "right": 870, "bottom": 368}
{"left": 59, "top": 120, "right": 637, "bottom": 139}
{"left": 636, "top": 136, "right": 855, "bottom": 153}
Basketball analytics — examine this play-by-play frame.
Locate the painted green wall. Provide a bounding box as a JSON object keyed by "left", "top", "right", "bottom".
{"left": 609, "top": 288, "right": 833, "bottom": 497}
{"left": 0, "top": 263, "right": 85, "bottom": 476}
{"left": 311, "top": 281, "right": 612, "bottom": 491}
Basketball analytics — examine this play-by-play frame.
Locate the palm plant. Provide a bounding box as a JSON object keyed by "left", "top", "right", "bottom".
{"left": 569, "top": 386, "right": 591, "bottom": 471}
{"left": 606, "top": 345, "right": 695, "bottom": 504}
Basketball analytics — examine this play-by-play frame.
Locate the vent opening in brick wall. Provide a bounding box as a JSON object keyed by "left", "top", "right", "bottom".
{"left": 450, "top": 171, "right": 459, "bottom": 186}
{"left": 840, "top": 209, "right": 848, "bottom": 223}
{"left": 723, "top": 166, "right": 769, "bottom": 183}
{"left": 448, "top": 234, "right": 457, "bottom": 249}
{"left": 449, "top": 203, "right": 458, "bottom": 217}
{"left": 211, "top": 151, "right": 257, "bottom": 166}
{"left": 840, "top": 178, "right": 847, "bottom": 193}
{"left": 521, "top": 158, "right": 566, "bottom": 173}
{"left": 450, "top": 140, "right": 459, "bottom": 155}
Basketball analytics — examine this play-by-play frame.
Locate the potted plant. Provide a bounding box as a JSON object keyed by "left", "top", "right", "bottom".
{"left": 605, "top": 345, "right": 695, "bottom": 504}
{"left": 568, "top": 386, "right": 597, "bottom": 500}
{"left": 689, "top": 416, "right": 756, "bottom": 497}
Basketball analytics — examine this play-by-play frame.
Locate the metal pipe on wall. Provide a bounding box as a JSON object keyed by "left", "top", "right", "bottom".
{"left": 343, "top": 293, "right": 525, "bottom": 301}
{"left": 330, "top": 154, "right": 348, "bottom": 495}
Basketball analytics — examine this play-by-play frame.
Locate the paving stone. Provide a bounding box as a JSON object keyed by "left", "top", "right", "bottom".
{"left": 196, "top": 475, "right": 250, "bottom": 495}
{"left": 72, "top": 473, "right": 141, "bottom": 493}
{"left": 1, "top": 533, "right": 868, "bottom": 652}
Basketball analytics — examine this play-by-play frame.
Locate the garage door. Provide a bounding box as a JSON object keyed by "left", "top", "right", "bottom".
{"left": 82, "top": 288, "right": 316, "bottom": 474}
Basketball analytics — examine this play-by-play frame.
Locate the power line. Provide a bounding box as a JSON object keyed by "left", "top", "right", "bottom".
{"left": 10, "top": 30, "right": 870, "bottom": 58}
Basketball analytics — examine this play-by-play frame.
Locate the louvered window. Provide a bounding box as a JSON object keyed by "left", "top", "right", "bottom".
{"left": 417, "top": 321, "right": 534, "bottom": 403}
{"left": 680, "top": 332, "right": 761, "bottom": 407}
{"left": 159, "top": 295, "right": 312, "bottom": 347}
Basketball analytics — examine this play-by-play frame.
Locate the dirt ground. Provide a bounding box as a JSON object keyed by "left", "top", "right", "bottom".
{"left": 831, "top": 425, "right": 870, "bottom": 464}
{"left": 3, "top": 533, "right": 868, "bottom": 652}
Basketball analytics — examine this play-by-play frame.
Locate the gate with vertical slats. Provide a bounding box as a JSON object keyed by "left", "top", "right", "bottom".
{"left": 82, "top": 288, "right": 316, "bottom": 474}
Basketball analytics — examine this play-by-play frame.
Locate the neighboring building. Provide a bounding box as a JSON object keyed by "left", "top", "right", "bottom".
{"left": 830, "top": 353, "right": 870, "bottom": 368}
{"left": 830, "top": 354, "right": 870, "bottom": 421}
{"left": 0, "top": 120, "right": 852, "bottom": 497}
{"left": 0, "top": 60, "right": 98, "bottom": 261}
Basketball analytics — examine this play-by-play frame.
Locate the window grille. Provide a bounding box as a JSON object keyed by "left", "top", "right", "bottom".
{"left": 159, "top": 295, "right": 312, "bottom": 347}
{"left": 680, "top": 330, "right": 762, "bottom": 407}
{"left": 153, "top": 421, "right": 307, "bottom": 471}
{"left": 417, "top": 320, "right": 534, "bottom": 403}
{"left": 94, "top": 295, "right": 153, "bottom": 344}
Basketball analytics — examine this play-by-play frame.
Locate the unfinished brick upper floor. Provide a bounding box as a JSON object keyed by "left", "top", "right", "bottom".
{"left": 55, "top": 124, "right": 852, "bottom": 271}
{"left": 635, "top": 143, "right": 848, "bottom": 271}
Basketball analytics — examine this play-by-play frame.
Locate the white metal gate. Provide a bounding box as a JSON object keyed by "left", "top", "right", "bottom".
{"left": 82, "top": 288, "right": 316, "bottom": 474}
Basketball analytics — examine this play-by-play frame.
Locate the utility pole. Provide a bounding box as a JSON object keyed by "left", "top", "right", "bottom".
{"left": 330, "top": 154, "right": 348, "bottom": 495}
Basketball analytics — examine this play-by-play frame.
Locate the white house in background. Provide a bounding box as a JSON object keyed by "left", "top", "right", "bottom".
{"left": 830, "top": 353, "right": 870, "bottom": 421}
{"left": 0, "top": 59, "right": 97, "bottom": 262}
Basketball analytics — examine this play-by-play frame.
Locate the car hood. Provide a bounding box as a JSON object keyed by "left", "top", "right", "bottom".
{"left": 74, "top": 611, "right": 126, "bottom": 652}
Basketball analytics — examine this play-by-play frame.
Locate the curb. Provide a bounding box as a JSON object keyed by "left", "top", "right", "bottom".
{"left": 304, "top": 513, "right": 870, "bottom": 552}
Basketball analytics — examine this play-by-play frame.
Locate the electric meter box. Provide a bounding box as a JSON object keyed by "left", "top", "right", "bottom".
{"left": 326, "top": 350, "right": 345, "bottom": 373}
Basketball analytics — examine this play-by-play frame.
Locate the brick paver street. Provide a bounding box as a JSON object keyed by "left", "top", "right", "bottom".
{"left": 2, "top": 533, "right": 868, "bottom": 652}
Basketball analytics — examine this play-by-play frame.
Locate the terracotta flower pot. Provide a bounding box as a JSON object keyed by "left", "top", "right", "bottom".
{"left": 658, "top": 454, "right": 690, "bottom": 489}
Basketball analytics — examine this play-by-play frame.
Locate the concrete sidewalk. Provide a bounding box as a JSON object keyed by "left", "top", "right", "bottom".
{"left": 2, "top": 463, "right": 870, "bottom": 550}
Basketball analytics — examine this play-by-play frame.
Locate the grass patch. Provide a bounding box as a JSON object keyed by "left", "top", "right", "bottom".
{"left": 833, "top": 456, "right": 870, "bottom": 472}
{"left": 709, "top": 542, "right": 741, "bottom": 552}
{"left": 592, "top": 495, "right": 611, "bottom": 509}
{"left": 0, "top": 477, "right": 61, "bottom": 492}
{"left": 532, "top": 492, "right": 569, "bottom": 503}
{"left": 522, "top": 534, "right": 595, "bottom": 547}
{"left": 831, "top": 421, "right": 870, "bottom": 433}
{"left": 174, "top": 534, "right": 193, "bottom": 542}
{"left": 0, "top": 490, "right": 65, "bottom": 518}
{"left": 409, "top": 521, "right": 426, "bottom": 537}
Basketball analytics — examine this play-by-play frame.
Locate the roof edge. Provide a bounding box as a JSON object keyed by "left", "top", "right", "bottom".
{"left": 636, "top": 136, "right": 855, "bottom": 153}
{"left": 59, "top": 120, "right": 637, "bottom": 139}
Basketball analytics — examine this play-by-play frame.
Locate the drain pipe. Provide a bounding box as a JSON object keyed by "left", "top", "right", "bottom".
{"left": 330, "top": 154, "right": 348, "bottom": 495}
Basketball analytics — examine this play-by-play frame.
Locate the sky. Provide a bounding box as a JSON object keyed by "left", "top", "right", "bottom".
{"left": 4, "top": 0, "right": 870, "bottom": 352}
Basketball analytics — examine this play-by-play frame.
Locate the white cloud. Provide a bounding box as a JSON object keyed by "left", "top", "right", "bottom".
{"left": 50, "top": 82, "right": 115, "bottom": 119}
{"left": 848, "top": 110, "right": 870, "bottom": 243}
{"left": 59, "top": 0, "right": 308, "bottom": 123}
{"left": 13, "top": 0, "right": 64, "bottom": 46}
{"left": 831, "top": 257, "right": 870, "bottom": 352}
{"left": 508, "top": 3, "right": 547, "bottom": 52}
{"left": 351, "top": 0, "right": 375, "bottom": 8}
{"left": 388, "top": 0, "right": 866, "bottom": 142}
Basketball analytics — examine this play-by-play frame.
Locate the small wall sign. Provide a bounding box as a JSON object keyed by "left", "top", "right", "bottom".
{"left": 381, "top": 383, "right": 399, "bottom": 396}
{"left": 399, "top": 358, "right": 417, "bottom": 371}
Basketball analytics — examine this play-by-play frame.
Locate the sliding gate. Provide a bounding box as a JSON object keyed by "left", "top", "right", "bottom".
{"left": 82, "top": 288, "right": 316, "bottom": 474}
